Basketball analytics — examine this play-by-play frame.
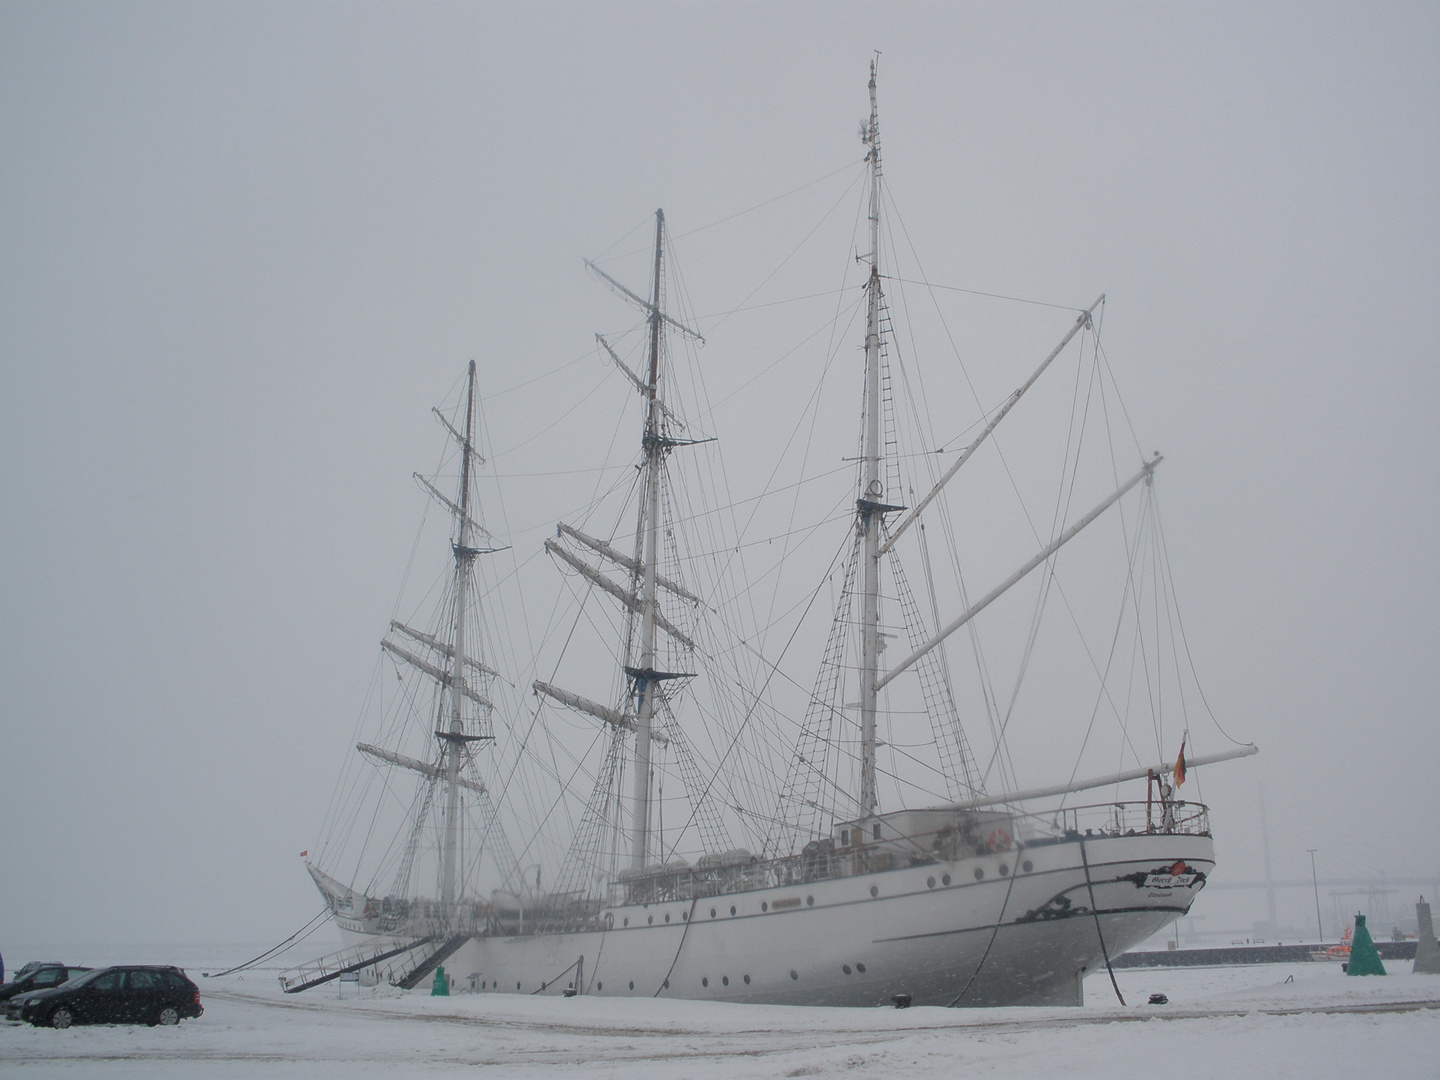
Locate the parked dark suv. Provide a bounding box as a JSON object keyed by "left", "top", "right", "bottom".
{"left": 10, "top": 966, "right": 202, "bottom": 1028}
{"left": 0, "top": 964, "right": 90, "bottom": 1001}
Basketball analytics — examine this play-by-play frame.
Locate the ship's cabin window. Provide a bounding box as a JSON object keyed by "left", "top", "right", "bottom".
{"left": 840, "top": 830, "right": 849, "bottom": 846}
{"left": 873, "top": 823, "right": 881, "bottom": 840}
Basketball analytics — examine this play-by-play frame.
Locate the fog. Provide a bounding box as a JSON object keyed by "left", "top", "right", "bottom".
{"left": 2, "top": 2, "right": 1436, "bottom": 954}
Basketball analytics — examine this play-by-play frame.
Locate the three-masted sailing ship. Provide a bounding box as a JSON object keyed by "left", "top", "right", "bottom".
{"left": 295, "top": 65, "right": 1255, "bottom": 1007}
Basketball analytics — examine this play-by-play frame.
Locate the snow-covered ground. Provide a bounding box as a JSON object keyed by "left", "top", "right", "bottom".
{"left": 3, "top": 956, "right": 1436, "bottom": 1078}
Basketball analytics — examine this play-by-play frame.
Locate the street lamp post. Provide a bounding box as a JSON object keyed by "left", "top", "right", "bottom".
{"left": 517, "top": 864, "right": 542, "bottom": 936}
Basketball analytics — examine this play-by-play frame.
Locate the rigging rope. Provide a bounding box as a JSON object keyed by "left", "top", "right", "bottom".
{"left": 652, "top": 898, "right": 699, "bottom": 997}
{"left": 202, "top": 908, "right": 332, "bottom": 979}
{"left": 1079, "top": 836, "right": 1127, "bottom": 1006}
{"left": 946, "top": 855, "right": 1020, "bottom": 1006}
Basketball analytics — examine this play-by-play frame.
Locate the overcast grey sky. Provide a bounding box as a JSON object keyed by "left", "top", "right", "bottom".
{"left": 3, "top": 2, "right": 1437, "bottom": 952}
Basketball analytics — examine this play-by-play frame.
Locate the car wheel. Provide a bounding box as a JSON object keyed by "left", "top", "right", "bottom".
{"left": 154, "top": 1006, "right": 180, "bottom": 1027}
{"left": 50, "top": 1007, "right": 74, "bottom": 1029}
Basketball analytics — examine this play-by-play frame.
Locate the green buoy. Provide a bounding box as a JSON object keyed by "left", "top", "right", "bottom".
{"left": 431, "top": 965, "right": 450, "bottom": 996}
{"left": 1345, "top": 914, "right": 1386, "bottom": 976}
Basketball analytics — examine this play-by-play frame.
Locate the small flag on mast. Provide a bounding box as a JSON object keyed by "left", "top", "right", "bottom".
{"left": 300, "top": 851, "right": 308, "bottom": 858}
{"left": 1173, "top": 737, "right": 1187, "bottom": 787}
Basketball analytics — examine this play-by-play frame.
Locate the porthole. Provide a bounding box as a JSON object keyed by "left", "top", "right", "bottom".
{"left": 730, "top": 905, "right": 737, "bottom": 916}
{"left": 999, "top": 863, "right": 1009, "bottom": 877}
{"left": 605, "top": 912, "right": 614, "bottom": 928}
{"left": 743, "top": 974, "right": 751, "bottom": 984}
{"left": 597, "top": 981, "right": 603, "bottom": 991}
{"left": 541, "top": 981, "right": 547, "bottom": 990}
{"left": 842, "top": 964, "right": 852, "bottom": 975}
{"left": 516, "top": 981, "right": 521, "bottom": 990}
{"left": 664, "top": 913, "right": 670, "bottom": 923}
{"left": 702, "top": 977, "right": 709, "bottom": 987}
{"left": 806, "top": 895, "right": 814, "bottom": 906}
{"left": 722, "top": 976, "right": 729, "bottom": 986}
{"left": 710, "top": 907, "right": 717, "bottom": 918}
{"left": 974, "top": 867, "right": 985, "bottom": 880}
{"left": 869, "top": 884, "right": 879, "bottom": 898}
{"left": 789, "top": 970, "right": 799, "bottom": 980}
{"left": 663, "top": 979, "right": 670, "bottom": 989}
{"left": 927, "top": 876, "right": 936, "bottom": 888}
{"left": 647, "top": 915, "right": 654, "bottom": 924}
{"left": 623, "top": 917, "right": 629, "bottom": 927}
{"left": 942, "top": 873, "right": 952, "bottom": 886}
{"left": 761, "top": 901, "right": 769, "bottom": 912}
{"left": 682, "top": 911, "right": 688, "bottom": 921}
{"left": 856, "top": 962, "right": 866, "bottom": 973}
{"left": 1022, "top": 860, "right": 1034, "bottom": 873}
{"left": 629, "top": 981, "right": 635, "bottom": 990}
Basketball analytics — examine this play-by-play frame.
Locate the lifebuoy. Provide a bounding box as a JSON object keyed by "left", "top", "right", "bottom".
{"left": 987, "top": 828, "right": 1012, "bottom": 852}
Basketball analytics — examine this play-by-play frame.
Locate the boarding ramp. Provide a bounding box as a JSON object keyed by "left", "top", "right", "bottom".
{"left": 391, "top": 933, "right": 473, "bottom": 990}
{"left": 279, "top": 937, "right": 438, "bottom": 993}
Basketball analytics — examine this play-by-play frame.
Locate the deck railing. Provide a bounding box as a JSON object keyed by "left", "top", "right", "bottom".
{"left": 356, "top": 798, "right": 1211, "bottom": 938}
{"left": 608, "top": 800, "right": 1210, "bottom": 908}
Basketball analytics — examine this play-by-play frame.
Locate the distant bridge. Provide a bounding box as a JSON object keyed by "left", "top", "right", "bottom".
{"left": 1203, "top": 877, "right": 1439, "bottom": 891}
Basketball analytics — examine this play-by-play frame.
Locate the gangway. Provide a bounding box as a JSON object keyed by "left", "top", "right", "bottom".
{"left": 392, "top": 933, "right": 473, "bottom": 990}
{"left": 278, "top": 937, "right": 436, "bottom": 993}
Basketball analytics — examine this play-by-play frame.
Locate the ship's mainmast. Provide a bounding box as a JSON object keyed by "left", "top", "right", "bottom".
{"left": 858, "top": 62, "right": 891, "bottom": 817}
{"left": 441, "top": 360, "right": 479, "bottom": 911}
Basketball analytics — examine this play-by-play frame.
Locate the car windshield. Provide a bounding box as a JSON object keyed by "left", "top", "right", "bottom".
{"left": 60, "top": 968, "right": 109, "bottom": 988}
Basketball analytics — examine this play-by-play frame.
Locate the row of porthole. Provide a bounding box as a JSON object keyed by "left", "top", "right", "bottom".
{"left": 924, "top": 859, "right": 1036, "bottom": 889}
{"left": 613, "top": 859, "right": 1042, "bottom": 929}
{"left": 619, "top": 910, "right": 691, "bottom": 927}
{"left": 480, "top": 979, "right": 675, "bottom": 992}
{"left": 699, "top": 974, "right": 754, "bottom": 987}
{"left": 485, "top": 970, "right": 813, "bottom": 994}
{"left": 706, "top": 894, "right": 822, "bottom": 919}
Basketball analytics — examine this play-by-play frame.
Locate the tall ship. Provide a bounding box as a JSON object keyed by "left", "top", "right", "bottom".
{"left": 293, "top": 65, "right": 1255, "bottom": 1008}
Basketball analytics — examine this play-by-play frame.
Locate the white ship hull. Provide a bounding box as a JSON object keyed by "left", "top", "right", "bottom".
{"left": 333, "top": 830, "right": 1211, "bottom": 1007}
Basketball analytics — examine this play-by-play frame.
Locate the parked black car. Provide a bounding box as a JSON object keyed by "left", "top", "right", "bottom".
{"left": 11, "top": 966, "right": 202, "bottom": 1028}
{"left": 0, "top": 964, "right": 90, "bottom": 1001}
{"left": 8, "top": 961, "right": 61, "bottom": 982}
